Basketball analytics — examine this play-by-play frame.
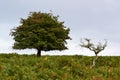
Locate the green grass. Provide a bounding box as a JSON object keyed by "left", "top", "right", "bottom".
{"left": 0, "top": 53, "right": 120, "bottom": 80}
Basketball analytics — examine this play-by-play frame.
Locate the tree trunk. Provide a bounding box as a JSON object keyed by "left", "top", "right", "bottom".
{"left": 91, "top": 55, "right": 98, "bottom": 68}
{"left": 37, "top": 49, "right": 41, "bottom": 57}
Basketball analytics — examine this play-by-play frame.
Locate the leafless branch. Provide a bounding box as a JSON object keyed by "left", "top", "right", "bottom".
{"left": 80, "top": 38, "right": 107, "bottom": 68}
{"left": 80, "top": 38, "right": 107, "bottom": 56}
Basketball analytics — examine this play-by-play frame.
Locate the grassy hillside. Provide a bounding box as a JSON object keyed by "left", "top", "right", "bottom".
{"left": 0, "top": 53, "right": 120, "bottom": 80}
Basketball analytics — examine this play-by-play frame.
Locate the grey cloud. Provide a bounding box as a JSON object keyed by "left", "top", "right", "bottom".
{"left": 0, "top": 0, "right": 120, "bottom": 55}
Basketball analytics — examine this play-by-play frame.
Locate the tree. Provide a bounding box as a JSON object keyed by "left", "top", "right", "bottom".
{"left": 80, "top": 38, "right": 107, "bottom": 68}
{"left": 10, "top": 12, "right": 71, "bottom": 56}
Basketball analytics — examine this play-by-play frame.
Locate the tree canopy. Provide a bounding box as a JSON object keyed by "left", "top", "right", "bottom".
{"left": 11, "top": 12, "right": 71, "bottom": 56}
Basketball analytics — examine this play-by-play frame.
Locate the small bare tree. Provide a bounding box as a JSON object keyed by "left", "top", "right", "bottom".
{"left": 80, "top": 38, "right": 107, "bottom": 68}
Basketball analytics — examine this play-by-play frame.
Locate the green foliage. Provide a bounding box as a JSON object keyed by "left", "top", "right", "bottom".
{"left": 0, "top": 53, "right": 120, "bottom": 80}
{"left": 10, "top": 12, "right": 71, "bottom": 56}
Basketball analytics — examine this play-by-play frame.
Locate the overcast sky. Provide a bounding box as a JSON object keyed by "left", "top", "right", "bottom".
{"left": 0, "top": 0, "right": 120, "bottom": 56}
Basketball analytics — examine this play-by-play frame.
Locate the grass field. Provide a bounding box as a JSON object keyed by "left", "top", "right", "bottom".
{"left": 0, "top": 53, "right": 120, "bottom": 80}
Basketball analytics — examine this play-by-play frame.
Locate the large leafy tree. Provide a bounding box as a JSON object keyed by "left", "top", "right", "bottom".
{"left": 11, "top": 12, "right": 71, "bottom": 56}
